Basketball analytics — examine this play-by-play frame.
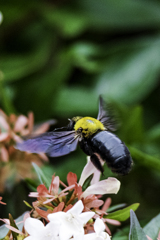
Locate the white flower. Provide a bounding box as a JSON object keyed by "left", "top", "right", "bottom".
{"left": 83, "top": 218, "right": 111, "bottom": 240}
{"left": 24, "top": 217, "right": 60, "bottom": 240}
{"left": 81, "top": 177, "right": 120, "bottom": 198}
{"left": 48, "top": 200, "right": 95, "bottom": 240}
{"left": 79, "top": 157, "right": 104, "bottom": 186}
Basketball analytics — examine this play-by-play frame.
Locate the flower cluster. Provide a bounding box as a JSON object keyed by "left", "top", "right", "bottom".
{"left": 0, "top": 159, "right": 121, "bottom": 240}
{"left": 0, "top": 109, "right": 54, "bottom": 192}
{"left": 26, "top": 159, "right": 120, "bottom": 236}
{"left": 24, "top": 200, "right": 111, "bottom": 240}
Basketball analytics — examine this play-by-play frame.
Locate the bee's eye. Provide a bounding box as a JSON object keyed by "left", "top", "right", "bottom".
{"left": 83, "top": 128, "right": 88, "bottom": 132}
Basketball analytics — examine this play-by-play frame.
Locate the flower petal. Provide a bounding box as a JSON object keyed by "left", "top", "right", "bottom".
{"left": 46, "top": 221, "right": 61, "bottom": 237}
{"left": 83, "top": 233, "right": 96, "bottom": 240}
{"left": 101, "top": 232, "right": 111, "bottom": 240}
{"left": 23, "top": 236, "right": 36, "bottom": 240}
{"left": 0, "top": 146, "right": 9, "bottom": 162}
{"left": 79, "top": 158, "right": 96, "bottom": 186}
{"left": 48, "top": 211, "right": 65, "bottom": 222}
{"left": 59, "top": 223, "right": 83, "bottom": 240}
{"left": 94, "top": 218, "right": 105, "bottom": 235}
{"left": 101, "top": 198, "right": 111, "bottom": 212}
{"left": 12, "top": 133, "right": 22, "bottom": 143}
{"left": 67, "top": 200, "right": 84, "bottom": 215}
{"left": 82, "top": 178, "right": 120, "bottom": 198}
{"left": 24, "top": 218, "right": 44, "bottom": 236}
{"left": 38, "top": 153, "right": 48, "bottom": 161}
{"left": 14, "top": 115, "right": 28, "bottom": 132}
{"left": 146, "top": 236, "right": 152, "bottom": 240}
{"left": 0, "top": 133, "right": 9, "bottom": 142}
{"left": 73, "top": 233, "right": 84, "bottom": 240}
{"left": 0, "top": 116, "right": 9, "bottom": 131}
{"left": 28, "top": 112, "right": 34, "bottom": 133}
{"left": 79, "top": 212, "right": 95, "bottom": 225}
{"left": 104, "top": 219, "right": 121, "bottom": 226}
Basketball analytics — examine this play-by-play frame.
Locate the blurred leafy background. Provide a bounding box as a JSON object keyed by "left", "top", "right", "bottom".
{"left": 1, "top": 0, "right": 160, "bottom": 237}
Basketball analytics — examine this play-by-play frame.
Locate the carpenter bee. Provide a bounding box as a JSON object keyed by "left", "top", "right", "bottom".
{"left": 16, "top": 97, "right": 133, "bottom": 175}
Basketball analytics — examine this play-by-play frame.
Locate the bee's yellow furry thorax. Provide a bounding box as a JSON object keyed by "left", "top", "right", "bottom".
{"left": 74, "top": 116, "right": 105, "bottom": 138}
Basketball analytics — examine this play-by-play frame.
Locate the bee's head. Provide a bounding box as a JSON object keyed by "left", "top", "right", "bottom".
{"left": 74, "top": 117, "right": 105, "bottom": 138}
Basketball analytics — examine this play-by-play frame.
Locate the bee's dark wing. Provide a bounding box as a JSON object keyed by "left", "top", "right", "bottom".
{"left": 97, "top": 96, "right": 117, "bottom": 131}
{"left": 16, "top": 131, "right": 79, "bottom": 157}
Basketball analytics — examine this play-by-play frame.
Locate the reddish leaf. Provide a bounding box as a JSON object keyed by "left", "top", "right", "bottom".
{"left": 49, "top": 175, "right": 59, "bottom": 195}
{"left": 64, "top": 204, "right": 73, "bottom": 212}
{"left": 35, "top": 207, "right": 52, "bottom": 221}
{"left": 74, "top": 183, "right": 82, "bottom": 198}
{"left": 67, "top": 172, "right": 77, "bottom": 186}
{"left": 37, "top": 184, "right": 48, "bottom": 195}
{"left": 53, "top": 202, "right": 65, "bottom": 213}
{"left": 85, "top": 199, "right": 104, "bottom": 209}
{"left": 102, "top": 198, "right": 112, "bottom": 211}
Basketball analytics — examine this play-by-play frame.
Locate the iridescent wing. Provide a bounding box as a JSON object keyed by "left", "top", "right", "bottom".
{"left": 16, "top": 131, "right": 79, "bottom": 157}
{"left": 97, "top": 96, "right": 117, "bottom": 131}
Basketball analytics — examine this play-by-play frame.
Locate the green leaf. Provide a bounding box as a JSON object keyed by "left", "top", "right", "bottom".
{"left": 9, "top": 214, "right": 18, "bottom": 240}
{"left": 77, "top": 0, "right": 160, "bottom": 31}
{"left": 15, "top": 50, "right": 72, "bottom": 120}
{"left": 32, "top": 163, "right": 50, "bottom": 189}
{"left": 129, "top": 210, "right": 148, "bottom": 240}
{"left": 146, "top": 123, "right": 160, "bottom": 141}
{"left": 96, "top": 37, "right": 160, "bottom": 105}
{"left": 105, "top": 203, "right": 139, "bottom": 221}
{"left": 0, "top": 1, "right": 38, "bottom": 27}
{"left": 15, "top": 212, "right": 28, "bottom": 232}
{"left": 25, "top": 178, "right": 38, "bottom": 191}
{"left": 43, "top": 8, "right": 87, "bottom": 37}
{"left": 0, "top": 80, "right": 16, "bottom": 114}
{"left": 129, "top": 146, "right": 160, "bottom": 171}
{"left": 70, "top": 42, "right": 103, "bottom": 72}
{"left": 53, "top": 87, "right": 98, "bottom": 117}
{"left": 0, "top": 212, "right": 27, "bottom": 239}
{"left": 113, "top": 237, "right": 128, "bottom": 240}
{"left": 1, "top": 38, "right": 51, "bottom": 83}
{"left": 41, "top": 165, "right": 55, "bottom": 185}
{"left": 82, "top": 174, "right": 94, "bottom": 192}
{"left": 107, "top": 203, "right": 126, "bottom": 213}
{"left": 113, "top": 226, "right": 130, "bottom": 240}
{"left": 23, "top": 201, "right": 32, "bottom": 209}
{"left": 143, "top": 213, "right": 160, "bottom": 240}
{"left": 117, "top": 105, "right": 144, "bottom": 144}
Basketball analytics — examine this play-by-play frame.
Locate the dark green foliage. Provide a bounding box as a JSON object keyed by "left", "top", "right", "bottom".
{"left": 105, "top": 203, "right": 139, "bottom": 222}
{"left": 143, "top": 214, "right": 160, "bottom": 240}
{"left": 129, "top": 210, "right": 148, "bottom": 240}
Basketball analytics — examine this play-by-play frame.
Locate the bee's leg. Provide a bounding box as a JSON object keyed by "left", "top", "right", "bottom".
{"left": 90, "top": 154, "right": 104, "bottom": 174}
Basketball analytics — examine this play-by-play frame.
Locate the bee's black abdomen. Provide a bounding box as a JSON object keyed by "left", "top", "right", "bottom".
{"left": 90, "top": 131, "right": 132, "bottom": 175}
